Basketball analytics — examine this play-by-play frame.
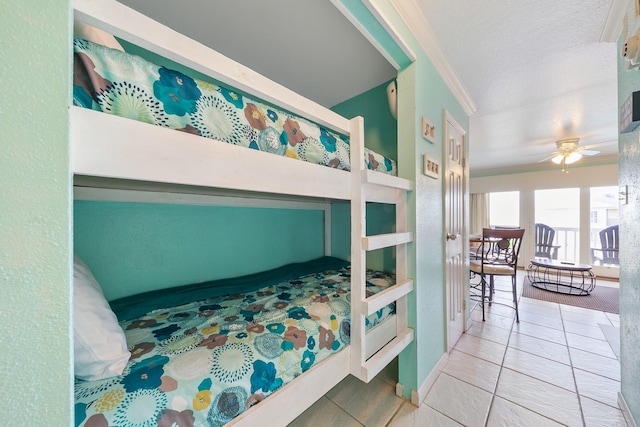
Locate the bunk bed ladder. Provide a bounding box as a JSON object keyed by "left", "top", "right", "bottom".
{"left": 349, "top": 117, "right": 414, "bottom": 384}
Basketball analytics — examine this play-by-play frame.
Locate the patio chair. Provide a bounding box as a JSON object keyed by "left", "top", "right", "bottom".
{"left": 534, "top": 223, "right": 560, "bottom": 259}
{"left": 591, "top": 224, "right": 619, "bottom": 266}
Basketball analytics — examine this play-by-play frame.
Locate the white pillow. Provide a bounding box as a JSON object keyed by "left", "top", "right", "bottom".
{"left": 73, "top": 255, "right": 130, "bottom": 381}
{"left": 74, "top": 20, "right": 125, "bottom": 52}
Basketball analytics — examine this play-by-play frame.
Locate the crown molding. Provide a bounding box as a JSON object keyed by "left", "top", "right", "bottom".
{"left": 389, "top": 0, "right": 477, "bottom": 116}
{"left": 600, "top": 0, "right": 627, "bottom": 42}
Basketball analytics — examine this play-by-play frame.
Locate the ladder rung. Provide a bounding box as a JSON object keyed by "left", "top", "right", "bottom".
{"left": 361, "top": 328, "right": 414, "bottom": 382}
{"left": 362, "top": 232, "right": 413, "bottom": 251}
{"left": 362, "top": 279, "right": 413, "bottom": 316}
{"left": 363, "top": 169, "right": 413, "bottom": 191}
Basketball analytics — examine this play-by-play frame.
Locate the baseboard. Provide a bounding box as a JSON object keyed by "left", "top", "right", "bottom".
{"left": 410, "top": 352, "right": 449, "bottom": 406}
{"left": 619, "top": 392, "right": 638, "bottom": 427}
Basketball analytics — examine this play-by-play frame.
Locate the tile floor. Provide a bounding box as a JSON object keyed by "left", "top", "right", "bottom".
{"left": 289, "top": 272, "right": 625, "bottom": 426}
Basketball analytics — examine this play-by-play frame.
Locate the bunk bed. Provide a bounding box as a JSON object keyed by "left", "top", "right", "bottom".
{"left": 71, "top": 0, "right": 415, "bottom": 425}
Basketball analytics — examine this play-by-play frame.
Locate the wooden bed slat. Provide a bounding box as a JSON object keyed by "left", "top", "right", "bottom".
{"left": 362, "top": 232, "right": 413, "bottom": 251}
{"left": 362, "top": 279, "right": 414, "bottom": 316}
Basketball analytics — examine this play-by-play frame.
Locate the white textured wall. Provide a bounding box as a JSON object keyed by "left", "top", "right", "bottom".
{"left": 618, "top": 3, "right": 640, "bottom": 423}
{"left": 0, "top": 1, "right": 72, "bottom": 424}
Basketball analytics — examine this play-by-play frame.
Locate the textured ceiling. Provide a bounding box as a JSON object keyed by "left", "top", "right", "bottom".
{"left": 415, "top": 0, "right": 620, "bottom": 173}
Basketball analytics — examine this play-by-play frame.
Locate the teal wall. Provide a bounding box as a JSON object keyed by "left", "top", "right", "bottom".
{"left": 0, "top": 0, "right": 72, "bottom": 424}
{"left": 355, "top": 0, "right": 470, "bottom": 398}
{"left": 329, "top": 79, "right": 399, "bottom": 273}
{"left": 331, "top": 202, "right": 397, "bottom": 273}
{"left": 331, "top": 80, "right": 398, "bottom": 161}
{"left": 618, "top": 8, "right": 640, "bottom": 422}
{"left": 75, "top": 201, "right": 326, "bottom": 300}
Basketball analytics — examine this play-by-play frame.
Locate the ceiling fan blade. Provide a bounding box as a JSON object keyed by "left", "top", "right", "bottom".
{"left": 580, "top": 149, "right": 599, "bottom": 156}
{"left": 580, "top": 140, "right": 617, "bottom": 151}
{"left": 537, "top": 153, "right": 557, "bottom": 163}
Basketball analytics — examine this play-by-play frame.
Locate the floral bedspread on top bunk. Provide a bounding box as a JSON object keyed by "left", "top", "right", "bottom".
{"left": 72, "top": 38, "right": 397, "bottom": 176}
{"left": 74, "top": 259, "right": 395, "bottom": 427}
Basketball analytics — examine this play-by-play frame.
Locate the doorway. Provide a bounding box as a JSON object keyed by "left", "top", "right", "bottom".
{"left": 444, "top": 111, "right": 467, "bottom": 351}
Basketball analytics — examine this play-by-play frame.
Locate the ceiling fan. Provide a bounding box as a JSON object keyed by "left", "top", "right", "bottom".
{"left": 541, "top": 138, "right": 599, "bottom": 172}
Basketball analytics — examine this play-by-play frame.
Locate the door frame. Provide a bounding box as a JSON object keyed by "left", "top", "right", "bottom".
{"left": 443, "top": 109, "right": 468, "bottom": 351}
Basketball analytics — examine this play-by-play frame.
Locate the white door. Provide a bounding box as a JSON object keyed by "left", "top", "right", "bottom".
{"left": 444, "top": 111, "right": 467, "bottom": 351}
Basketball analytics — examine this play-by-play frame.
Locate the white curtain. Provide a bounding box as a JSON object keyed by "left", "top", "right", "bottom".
{"left": 470, "top": 193, "right": 490, "bottom": 235}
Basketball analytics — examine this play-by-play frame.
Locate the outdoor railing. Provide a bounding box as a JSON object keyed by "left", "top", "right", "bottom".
{"left": 552, "top": 226, "right": 616, "bottom": 266}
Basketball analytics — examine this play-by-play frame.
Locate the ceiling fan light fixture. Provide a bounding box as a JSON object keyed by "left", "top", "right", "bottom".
{"left": 551, "top": 154, "right": 564, "bottom": 164}
{"left": 565, "top": 152, "right": 582, "bottom": 164}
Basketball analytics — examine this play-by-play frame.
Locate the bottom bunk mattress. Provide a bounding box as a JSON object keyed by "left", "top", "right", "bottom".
{"left": 74, "top": 257, "right": 395, "bottom": 426}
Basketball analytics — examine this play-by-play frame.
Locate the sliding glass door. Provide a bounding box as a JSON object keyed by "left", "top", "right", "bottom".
{"left": 531, "top": 186, "right": 619, "bottom": 279}
{"left": 589, "top": 186, "right": 619, "bottom": 278}
{"left": 534, "top": 188, "right": 580, "bottom": 262}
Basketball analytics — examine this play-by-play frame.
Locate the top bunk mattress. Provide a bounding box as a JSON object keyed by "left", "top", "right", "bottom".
{"left": 72, "top": 38, "right": 397, "bottom": 177}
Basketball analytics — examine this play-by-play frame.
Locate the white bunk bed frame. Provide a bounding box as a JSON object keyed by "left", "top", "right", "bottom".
{"left": 72, "top": 0, "right": 415, "bottom": 424}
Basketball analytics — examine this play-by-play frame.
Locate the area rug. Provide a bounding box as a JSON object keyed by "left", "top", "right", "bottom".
{"left": 521, "top": 276, "right": 619, "bottom": 314}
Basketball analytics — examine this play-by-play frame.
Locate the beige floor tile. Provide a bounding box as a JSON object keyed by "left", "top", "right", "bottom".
{"left": 569, "top": 347, "right": 620, "bottom": 381}
{"left": 605, "top": 312, "right": 620, "bottom": 323}
{"left": 519, "top": 296, "right": 561, "bottom": 310}
{"left": 442, "top": 349, "right": 501, "bottom": 393}
{"left": 565, "top": 332, "right": 617, "bottom": 358}
{"left": 288, "top": 396, "right": 362, "bottom": 426}
{"left": 486, "top": 396, "right": 565, "bottom": 427}
{"left": 560, "top": 304, "right": 608, "bottom": 316}
{"left": 326, "top": 376, "right": 404, "bottom": 426}
{"left": 482, "top": 300, "right": 518, "bottom": 318}
{"left": 388, "top": 401, "right": 463, "bottom": 426}
{"left": 375, "top": 357, "right": 398, "bottom": 387}
{"left": 470, "top": 308, "right": 516, "bottom": 331}
{"left": 425, "top": 373, "right": 492, "bottom": 427}
{"left": 503, "top": 347, "right": 576, "bottom": 392}
{"left": 518, "top": 311, "right": 565, "bottom": 331}
{"left": 454, "top": 333, "right": 507, "bottom": 365}
{"left": 518, "top": 299, "right": 562, "bottom": 317}
{"left": 563, "top": 319, "right": 607, "bottom": 340}
{"left": 466, "top": 319, "right": 512, "bottom": 345}
{"left": 573, "top": 369, "right": 621, "bottom": 408}
{"left": 508, "top": 331, "right": 571, "bottom": 365}
{"left": 561, "top": 310, "right": 611, "bottom": 327}
{"left": 495, "top": 368, "right": 583, "bottom": 427}
{"left": 511, "top": 319, "right": 567, "bottom": 345}
{"left": 581, "top": 396, "right": 627, "bottom": 427}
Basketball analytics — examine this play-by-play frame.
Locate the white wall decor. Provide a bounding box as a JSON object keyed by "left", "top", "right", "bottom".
{"left": 422, "top": 117, "right": 436, "bottom": 143}
{"left": 423, "top": 154, "right": 440, "bottom": 179}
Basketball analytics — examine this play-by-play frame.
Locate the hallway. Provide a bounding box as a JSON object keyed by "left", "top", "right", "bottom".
{"left": 290, "top": 273, "right": 623, "bottom": 426}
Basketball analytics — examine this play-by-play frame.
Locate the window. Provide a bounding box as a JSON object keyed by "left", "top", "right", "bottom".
{"left": 489, "top": 191, "right": 519, "bottom": 228}
{"left": 535, "top": 188, "right": 579, "bottom": 262}
{"left": 589, "top": 186, "right": 619, "bottom": 268}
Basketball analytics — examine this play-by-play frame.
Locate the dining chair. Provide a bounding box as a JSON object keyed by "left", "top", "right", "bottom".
{"left": 470, "top": 227, "right": 525, "bottom": 322}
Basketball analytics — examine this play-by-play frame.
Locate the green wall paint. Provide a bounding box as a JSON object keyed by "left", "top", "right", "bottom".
{"left": 618, "top": 9, "right": 640, "bottom": 422}
{"left": 1, "top": 0, "right": 72, "bottom": 424}
{"left": 74, "top": 201, "right": 326, "bottom": 300}
{"left": 332, "top": 80, "right": 398, "bottom": 161}
{"left": 368, "top": 1, "right": 470, "bottom": 399}
{"left": 331, "top": 202, "right": 396, "bottom": 273}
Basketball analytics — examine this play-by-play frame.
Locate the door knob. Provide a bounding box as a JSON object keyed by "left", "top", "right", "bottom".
{"left": 447, "top": 233, "right": 457, "bottom": 241}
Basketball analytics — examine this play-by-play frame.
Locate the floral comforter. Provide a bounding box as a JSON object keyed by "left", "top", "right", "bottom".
{"left": 74, "top": 263, "right": 395, "bottom": 426}
{"left": 72, "top": 38, "right": 397, "bottom": 176}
